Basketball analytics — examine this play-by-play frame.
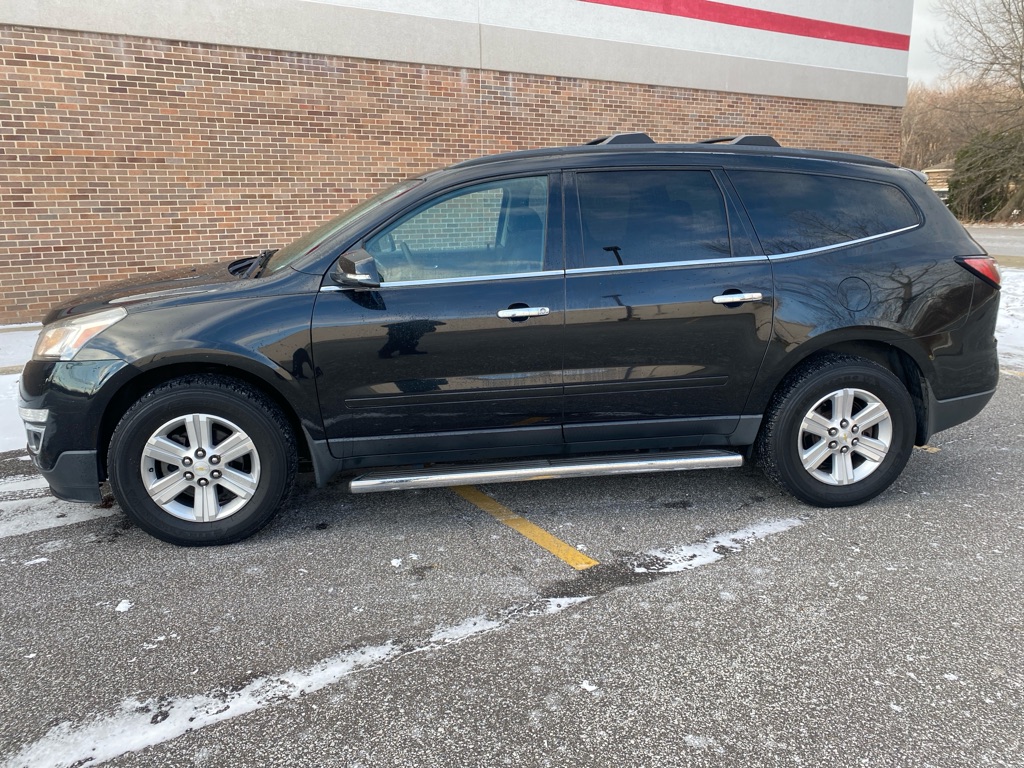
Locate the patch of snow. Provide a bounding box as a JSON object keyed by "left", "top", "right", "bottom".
{"left": 0, "top": 330, "right": 38, "bottom": 368}
{"left": 1, "top": 474, "right": 49, "bottom": 493}
{"left": 0, "top": 496, "right": 117, "bottom": 539}
{"left": 580, "top": 680, "right": 598, "bottom": 692}
{"left": 3, "top": 642, "right": 399, "bottom": 768}
{"left": 635, "top": 519, "right": 803, "bottom": 573}
{"left": 22, "top": 557, "right": 48, "bottom": 566}
{"left": 998, "top": 268, "right": 1024, "bottom": 369}
{"left": 539, "top": 596, "right": 592, "bottom": 615}
{"left": 683, "top": 735, "right": 718, "bottom": 749}
{"left": 115, "top": 600, "right": 133, "bottom": 613}
{"left": 428, "top": 615, "right": 500, "bottom": 644}
{"left": 943, "top": 673, "right": 959, "bottom": 681}
{"left": 390, "top": 558, "right": 402, "bottom": 567}
{"left": 1, "top": 374, "right": 26, "bottom": 452}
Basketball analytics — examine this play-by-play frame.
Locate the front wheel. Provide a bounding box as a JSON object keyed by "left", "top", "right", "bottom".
{"left": 108, "top": 375, "right": 296, "bottom": 545}
{"left": 756, "top": 355, "right": 916, "bottom": 507}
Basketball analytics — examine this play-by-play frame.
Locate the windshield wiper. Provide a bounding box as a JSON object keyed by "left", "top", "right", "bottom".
{"left": 247, "top": 248, "right": 279, "bottom": 279}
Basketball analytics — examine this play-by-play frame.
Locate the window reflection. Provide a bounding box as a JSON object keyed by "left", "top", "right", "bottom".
{"left": 365, "top": 177, "right": 549, "bottom": 282}
{"left": 577, "top": 170, "right": 732, "bottom": 267}
{"left": 729, "top": 171, "right": 920, "bottom": 255}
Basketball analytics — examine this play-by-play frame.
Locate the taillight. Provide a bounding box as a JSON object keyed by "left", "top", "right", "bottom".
{"left": 956, "top": 256, "right": 1001, "bottom": 289}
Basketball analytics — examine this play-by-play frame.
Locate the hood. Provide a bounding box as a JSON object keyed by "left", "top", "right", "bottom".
{"left": 43, "top": 258, "right": 254, "bottom": 324}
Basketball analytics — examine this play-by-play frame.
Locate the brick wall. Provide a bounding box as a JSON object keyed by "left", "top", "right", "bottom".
{"left": 0, "top": 25, "right": 902, "bottom": 324}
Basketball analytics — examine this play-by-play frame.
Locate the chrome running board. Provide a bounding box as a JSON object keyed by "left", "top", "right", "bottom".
{"left": 349, "top": 449, "right": 743, "bottom": 493}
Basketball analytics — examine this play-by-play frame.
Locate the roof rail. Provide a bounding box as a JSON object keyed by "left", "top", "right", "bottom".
{"left": 699, "top": 135, "right": 781, "bottom": 147}
{"left": 586, "top": 132, "right": 656, "bottom": 145}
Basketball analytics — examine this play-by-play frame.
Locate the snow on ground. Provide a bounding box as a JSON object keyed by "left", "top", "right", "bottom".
{"left": 997, "top": 268, "right": 1024, "bottom": 368}
{"left": 0, "top": 270, "right": 1022, "bottom": 454}
{"left": 0, "top": 493, "right": 118, "bottom": 539}
{"left": 635, "top": 519, "right": 803, "bottom": 573}
{"left": 1, "top": 374, "right": 24, "bottom": 452}
{"left": 0, "top": 329, "right": 39, "bottom": 369}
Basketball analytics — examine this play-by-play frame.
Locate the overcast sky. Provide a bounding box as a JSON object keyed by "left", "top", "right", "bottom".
{"left": 908, "top": 1, "right": 947, "bottom": 83}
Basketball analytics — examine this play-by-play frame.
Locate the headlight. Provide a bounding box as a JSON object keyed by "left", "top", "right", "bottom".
{"left": 32, "top": 307, "right": 128, "bottom": 361}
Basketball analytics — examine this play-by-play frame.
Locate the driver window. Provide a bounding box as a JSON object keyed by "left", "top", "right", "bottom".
{"left": 365, "top": 176, "right": 548, "bottom": 282}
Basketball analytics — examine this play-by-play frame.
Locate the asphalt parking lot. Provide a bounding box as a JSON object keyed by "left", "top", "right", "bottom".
{"left": 2, "top": 365, "right": 1022, "bottom": 766}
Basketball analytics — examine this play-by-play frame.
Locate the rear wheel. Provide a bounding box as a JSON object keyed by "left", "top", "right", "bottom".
{"left": 108, "top": 375, "right": 296, "bottom": 545}
{"left": 756, "top": 355, "right": 916, "bottom": 507}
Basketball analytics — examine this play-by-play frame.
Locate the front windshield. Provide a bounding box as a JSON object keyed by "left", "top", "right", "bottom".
{"left": 263, "top": 179, "right": 422, "bottom": 275}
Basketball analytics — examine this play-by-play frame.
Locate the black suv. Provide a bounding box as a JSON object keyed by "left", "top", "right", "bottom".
{"left": 19, "top": 134, "right": 1001, "bottom": 546}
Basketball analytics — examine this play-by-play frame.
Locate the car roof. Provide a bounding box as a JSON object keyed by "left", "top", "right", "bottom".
{"left": 449, "top": 133, "right": 898, "bottom": 172}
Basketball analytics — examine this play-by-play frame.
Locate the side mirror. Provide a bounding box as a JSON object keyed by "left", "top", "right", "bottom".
{"left": 332, "top": 248, "right": 381, "bottom": 289}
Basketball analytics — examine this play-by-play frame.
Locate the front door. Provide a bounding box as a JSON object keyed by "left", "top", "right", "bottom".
{"left": 312, "top": 174, "right": 565, "bottom": 460}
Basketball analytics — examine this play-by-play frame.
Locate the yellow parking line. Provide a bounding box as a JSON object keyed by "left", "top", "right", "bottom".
{"left": 452, "top": 485, "right": 599, "bottom": 571}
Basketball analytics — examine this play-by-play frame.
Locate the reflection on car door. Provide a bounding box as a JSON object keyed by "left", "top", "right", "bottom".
{"left": 563, "top": 168, "right": 774, "bottom": 447}
{"left": 311, "top": 174, "right": 566, "bottom": 461}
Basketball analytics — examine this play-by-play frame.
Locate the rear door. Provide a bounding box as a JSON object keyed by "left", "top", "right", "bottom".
{"left": 311, "top": 174, "right": 565, "bottom": 460}
{"left": 562, "top": 167, "right": 774, "bottom": 447}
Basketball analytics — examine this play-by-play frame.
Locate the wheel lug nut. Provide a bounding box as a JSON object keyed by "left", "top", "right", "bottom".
{"left": 195, "top": 449, "right": 206, "bottom": 459}
{"left": 828, "top": 428, "right": 838, "bottom": 437}
{"left": 840, "top": 446, "right": 850, "bottom": 454}
{"left": 197, "top": 478, "right": 209, "bottom": 487}
{"left": 182, "top": 457, "right": 193, "bottom": 467}
{"left": 828, "top": 441, "right": 838, "bottom": 449}
{"left": 211, "top": 470, "right": 221, "bottom": 479}
{"left": 851, "top": 425, "right": 859, "bottom": 434}
{"left": 840, "top": 419, "right": 849, "bottom": 428}
{"left": 210, "top": 455, "right": 220, "bottom": 465}
{"left": 851, "top": 438, "right": 859, "bottom": 446}
{"left": 184, "top": 471, "right": 194, "bottom": 480}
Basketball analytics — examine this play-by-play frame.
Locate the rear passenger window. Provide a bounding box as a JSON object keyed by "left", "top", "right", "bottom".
{"left": 576, "top": 170, "right": 731, "bottom": 267}
{"left": 729, "top": 171, "right": 920, "bottom": 256}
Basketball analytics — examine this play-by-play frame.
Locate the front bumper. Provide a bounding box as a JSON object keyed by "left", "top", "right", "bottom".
{"left": 38, "top": 450, "right": 102, "bottom": 503}
{"left": 19, "top": 358, "right": 131, "bottom": 504}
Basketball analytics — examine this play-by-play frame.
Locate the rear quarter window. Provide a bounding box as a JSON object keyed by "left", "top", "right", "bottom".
{"left": 728, "top": 171, "right": 920, "bottom": 256}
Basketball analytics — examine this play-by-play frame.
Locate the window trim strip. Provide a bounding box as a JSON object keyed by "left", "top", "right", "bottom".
{"left": 760, "top": 224, "right": 920, "bottom": 261}
{"left": 566, "top": 255, "right": 768, "bottom": 276}
{"left": 320, "top": 269, "right": 564, "bottom": 290}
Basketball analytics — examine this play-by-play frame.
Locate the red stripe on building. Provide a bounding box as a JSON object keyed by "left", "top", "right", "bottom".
{"left": 582, "top": 0, "right": 910, "bottom": 51}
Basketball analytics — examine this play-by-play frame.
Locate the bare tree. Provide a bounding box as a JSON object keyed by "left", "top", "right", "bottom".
{"left": 930, "top": 0, "right": 1024, "bottom": 219}
{"left": 935, "top": 0, "right": 1024, "bottom": 99}
{"left": 900, "top": 82, "right": 1000, "bottom": 169}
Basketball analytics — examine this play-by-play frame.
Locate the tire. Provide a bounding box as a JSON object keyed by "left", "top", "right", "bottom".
{"left": 108, "top": 375, "right": 296, "bottom": 546}
{"left": 755, "top": 354, "right": 916, "bottom": 507}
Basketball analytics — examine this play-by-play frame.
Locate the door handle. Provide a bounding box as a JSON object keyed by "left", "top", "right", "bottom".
{"left": 497, "top": 306, "right": 550, "bottom": 319}
{"left": 712, "top": 292, "right": 763, "bottom": 305}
